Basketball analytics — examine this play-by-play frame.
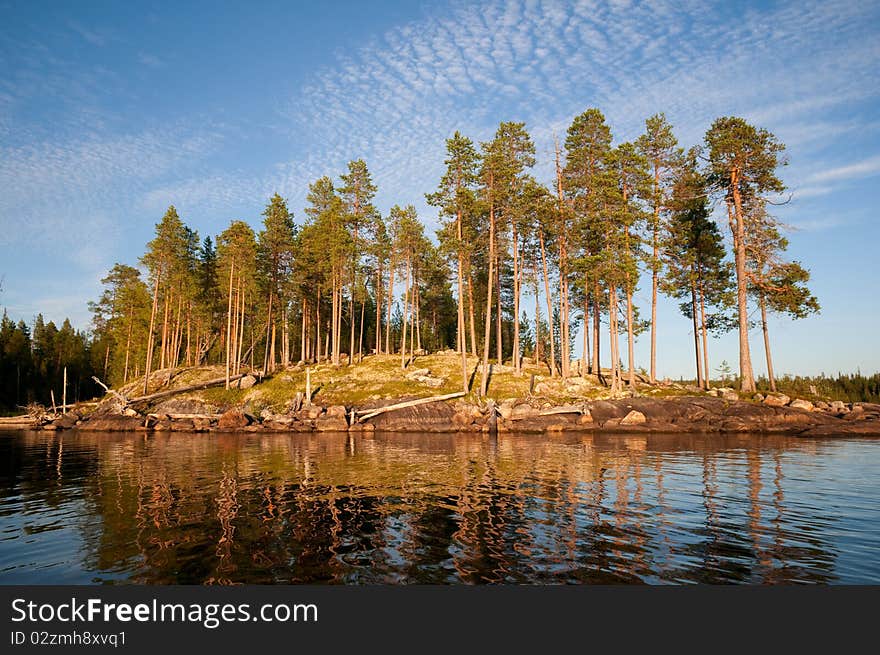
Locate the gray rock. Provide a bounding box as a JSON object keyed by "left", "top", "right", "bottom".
{"left": 404, "top": 368, "right": 432, "bottom": 380}
{"left": 763, "top": 393, "right": 790, "bottom": 407}
{"left": 237, "top": 375, "right": 257, "bottom": 390}
{"left": 721, "top": 389, "right": 740, "bottom": 401}
{"left": 620, "top": 410, "right": 647, "bottom": 425}
{"left": 789, "top": 398, "right": 814, "bottom": 412}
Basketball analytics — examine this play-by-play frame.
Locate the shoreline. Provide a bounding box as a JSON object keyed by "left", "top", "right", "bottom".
{"left": 4, "top": 395, "right": 880, "bottom": 438}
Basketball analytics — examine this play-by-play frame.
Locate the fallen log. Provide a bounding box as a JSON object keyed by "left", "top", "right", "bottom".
{"left": 127, "top": 373, "right": 248, "bottom": 405}
{"left": 0, "top": 415, "right": 36, "bottom": 425}
{"left": 354, "top": 391, "right": 466, "bottom": 423}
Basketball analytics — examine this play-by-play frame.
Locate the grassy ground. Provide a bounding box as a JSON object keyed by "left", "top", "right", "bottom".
{"left": 150, "top": 352, "right": 702, "bottom": 414}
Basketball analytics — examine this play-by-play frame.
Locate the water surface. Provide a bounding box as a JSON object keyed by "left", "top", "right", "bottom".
{"left": 1, "top": 430, "right": 878, "bottom": 584}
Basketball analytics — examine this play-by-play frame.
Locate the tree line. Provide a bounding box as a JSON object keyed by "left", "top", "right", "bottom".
{"left": 1, "top": 108, "right": 824, "bottom": 411}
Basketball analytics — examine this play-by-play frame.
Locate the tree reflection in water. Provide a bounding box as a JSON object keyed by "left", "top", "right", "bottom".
{"left": 1, "top": 430, "right": 877, "bottom": 584}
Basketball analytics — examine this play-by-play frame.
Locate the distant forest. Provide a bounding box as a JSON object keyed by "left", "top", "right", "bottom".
{"left": 3, "top": 107, "right": 869, "bottom": 413}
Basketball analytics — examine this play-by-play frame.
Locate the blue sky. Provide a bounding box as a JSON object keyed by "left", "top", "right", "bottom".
{"left": 1, "top": 0, "right": 878, "bottom": 379}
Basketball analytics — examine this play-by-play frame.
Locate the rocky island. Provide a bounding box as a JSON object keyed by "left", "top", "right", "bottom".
{"left": 4, "top": 352, "right": 878, "bottom": 438}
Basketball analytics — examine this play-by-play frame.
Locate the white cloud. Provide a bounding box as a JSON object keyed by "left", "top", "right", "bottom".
{"left": 805, "top": 155, "right": 880, "bottom": 184}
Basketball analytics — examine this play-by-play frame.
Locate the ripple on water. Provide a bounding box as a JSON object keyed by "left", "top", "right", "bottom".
{"left": 0, "top": 430, "right": 878, "bottom": 584}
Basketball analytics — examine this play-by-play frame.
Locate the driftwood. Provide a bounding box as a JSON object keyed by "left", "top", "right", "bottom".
{"left": 128, "top": 374, "right": 248, "bottom": 405}
{"left": 0, "top": 415, "right": 36, "bottom": 425}
{"left": 354, "top": 391, "right": 466, "bottom": 423}
{"left": 92, "top": 376, "right": 129, "bottom": 404}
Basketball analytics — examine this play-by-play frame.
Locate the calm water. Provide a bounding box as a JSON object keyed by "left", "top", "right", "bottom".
{"left": 0, "top": 430, "right": 878, "bottom": 584}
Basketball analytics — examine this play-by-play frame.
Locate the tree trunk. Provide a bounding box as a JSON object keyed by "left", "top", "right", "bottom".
{"left": 401, "top": 256, "right": 411, "bottom": 369}
{"left": 263, "top": 291, "right": 273, "bottom": 375}
{"left": 375, "top": 265, "right": 382, "bottom": 355}
{"left": 414, "top": 273, "right": 422, "bottom": 353}
{"left": 554, "top": 138, "right": 570, "bottom": 379}
{"left": 730, "top": 176, "right": 756, "bottom": 393}
{"left": 467, "top": 269, "right": 478, "bottom": 357}
{"left": 512, "top": 223, "right": 521, "bottom": 374}
{"left": 533, "top": 263, "right": 541, "bottom": 366}
{"left": 160, "top": 291, "right": 170, "bottom": 371}
{"left": 699, "top": 278, "right": 710, "bottom": 389}
{"left": 759, "top": 292, "right": 776, "bottom": 392}
{"left": 539, "top": 229, "right": 556, "bottom": 377}
{"left": 593, "top": 283, "right": 601, "bottom": 380}
{"left": 236, "top": 281, "right": 246, "bottom": 375}
{"left": 457, "top": 212, "right": 468, "bottom": 393}
{"left": 123, "top": 304, "right": 133, "bottom": 384}
{"left": 691, "top": 283, "right": 703, "bottom": 388}
{"left": 495, "top": 251, "right": 502, "bottom": 365}
{"left": 358, "top": 299, "right": 365, "bottom": 363}
{"left": 225, "top": 260, "right": 234, "bottom": 389}
{"left": 479, "top": 189, "right": 496, "bottom": 397}
{"left": 650, "top": 162, "right": 660, "bottom": 384}
{"left": 609, "top": 285, "right": 619, "bottom": 392}
{"left": 386, "top": 265, "right": 395, "bottom": 356}
{"left": 143, "top": 265, "right": 162, "bottom": 395}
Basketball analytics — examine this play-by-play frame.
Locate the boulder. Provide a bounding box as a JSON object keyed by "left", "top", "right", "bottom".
{"left": 314, "top": 416, "right": 349, "bottom": 432}
{"left": 752, "top": 394, "right": 765, "bottom": 402}
{"left": 299, "top": 406, "right": 323, "bottom": 420}
{"left": 763, "top": 393, "right": 790, "bottom": 407}
{"left": 217, "top": 410, "right": 251, "bottom": 430}
{"left": 326, "top": 405, "right": 348, "bottom": 419}
{"left": 237, "top": 375, "right": 258, "bottom": 390}
{"left": 510, "top": 404, "right": 539, "bottom": 420}
{"left": 829, "top": 400, "right": 846, "bottom": 411}
{"left": 620, "top": 410, "right": 647, "bottom": 425}
{"left": 706, "top": 389, "right": 719, "bottom": 397}
{"left": 815, "top": 401, "right": 830, "bottom": 410}
{"left": 404, "top": 368, "right": 432, "bottom": 380}
{"left": 53, "top": 412, "right": 79, "bottom": 429}
{"left": 720, "top": 389, "right": 740, "bottom": 401}
{"left": 533, "top": 382, "right": 552, "bottom": 394}
{"left": 789, "top": 398, "right": 814, "bottom": 412}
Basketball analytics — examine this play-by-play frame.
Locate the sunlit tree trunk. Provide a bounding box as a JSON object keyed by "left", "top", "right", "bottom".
{"left": 143, "top": 265, "right": 162, "bottom": 395}
{"left": 691, "top": 284, "right": 703, "bottom": 388}
{"left": 539, "top": 229, "right": 555, "bottom": 377}
{"left": 759, "top": 292, "right": 776, "bottom": 392}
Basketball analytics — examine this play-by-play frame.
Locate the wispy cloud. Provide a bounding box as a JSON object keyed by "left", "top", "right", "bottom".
{"left": 137, "top": 52, "right": 164, "bottom": 68}
{"left": 275, "top": 0, "right": 880, "bottom": 230}
{"left": 805, "top": 155, "right": 880, "bottom": 184}
{"left": 67, "top": 20, "right": 109, "bottom": 47}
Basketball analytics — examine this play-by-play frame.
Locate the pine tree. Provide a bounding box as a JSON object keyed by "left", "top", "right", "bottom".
{"left": 705, "top": 117, "right": 786, "bottom": 393}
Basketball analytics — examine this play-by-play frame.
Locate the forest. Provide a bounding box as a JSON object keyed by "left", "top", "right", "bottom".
{"left": 1, "top": 109, "right": 844, "bottom": 411}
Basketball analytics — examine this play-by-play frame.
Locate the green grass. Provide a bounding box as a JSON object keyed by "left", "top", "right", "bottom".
{"left": 131, "top": 352, "right": 729, "bottom": 412}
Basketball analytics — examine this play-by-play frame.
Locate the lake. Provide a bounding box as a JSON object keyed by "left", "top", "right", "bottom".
{"left": 1, "top": 430, "right": 878, "bottom": 584}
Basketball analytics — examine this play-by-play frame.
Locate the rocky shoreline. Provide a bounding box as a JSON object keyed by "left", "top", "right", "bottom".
{"left": 7, "top": 393, "right": 880, "bottom": 438}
